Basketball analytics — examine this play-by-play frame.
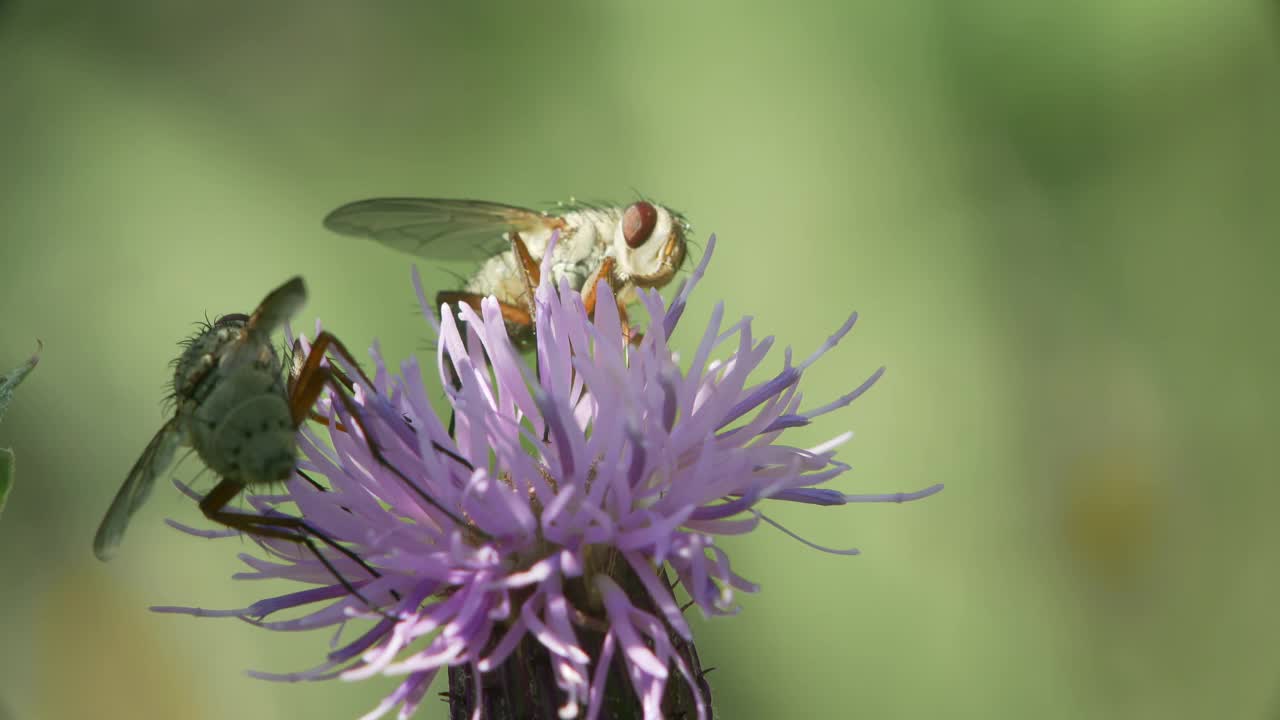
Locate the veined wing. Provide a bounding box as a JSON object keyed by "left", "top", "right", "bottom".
{"left": 247, "top": 276, "right": 307, "bottom": 340}
{"left": 323, "top": 198, "right": 563, "bottom": 260}
{"left": 93, "top": 419, "right": 184, "bottom": 561}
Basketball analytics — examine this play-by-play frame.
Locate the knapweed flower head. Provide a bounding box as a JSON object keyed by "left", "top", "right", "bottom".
{"left": 157, "top": 236, "right": 942, "bottom": 720}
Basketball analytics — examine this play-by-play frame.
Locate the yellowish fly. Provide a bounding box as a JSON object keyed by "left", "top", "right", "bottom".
{"left": 323, "top": 197, "right": 690, "bottom": 344}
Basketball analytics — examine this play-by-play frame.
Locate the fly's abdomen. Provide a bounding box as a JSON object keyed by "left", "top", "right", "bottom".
{"left": 204, "top": 393, "right": 296, "bottom": 486}
{"left": 185, "top": 365, "right": 295, "bottom": 486}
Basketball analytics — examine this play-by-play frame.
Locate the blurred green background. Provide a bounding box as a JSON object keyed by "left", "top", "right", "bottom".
{"left": 2, "top": 2, "right": 1278, "bottom": 718}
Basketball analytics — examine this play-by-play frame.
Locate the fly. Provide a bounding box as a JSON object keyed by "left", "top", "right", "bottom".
{"left": 323, "top": 197, "right": 690, "bottom": 345}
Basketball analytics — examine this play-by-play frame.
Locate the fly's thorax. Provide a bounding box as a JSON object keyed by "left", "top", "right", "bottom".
{"left": 552, "top": 208, "right": 619, "bottom": 261}
{"left": 465, "top": 215, "right": 613, "bottom": 305}
{"left": 172, "top": 317, "right": 247, "bottom": 405}
{"left": 185, "top": 364, "right": 295, "bottom": 485}
{"left": 550, "top": 209, "right": 615, "bottom": 289}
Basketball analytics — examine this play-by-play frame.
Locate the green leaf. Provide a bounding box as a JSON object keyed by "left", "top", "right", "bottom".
{"left": 0, "top": 341, "right": 40, "bottom": 519}
{"left": 0, "top": 340, "right": 41, "bottom": 425}
{"left": 0, "top": 448, "right": 12, "bottom": 518}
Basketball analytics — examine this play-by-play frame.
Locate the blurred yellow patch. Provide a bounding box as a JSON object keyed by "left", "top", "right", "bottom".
{"left": 1061, "top": 448, "right": 1160, "bottom": 587}
{"left": 33, "top": 569, "right": 210, "bottom": 720}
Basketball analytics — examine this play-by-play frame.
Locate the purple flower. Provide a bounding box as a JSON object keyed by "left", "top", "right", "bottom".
{"left": 155, "top": 236, "right": 942, "bottom": 720}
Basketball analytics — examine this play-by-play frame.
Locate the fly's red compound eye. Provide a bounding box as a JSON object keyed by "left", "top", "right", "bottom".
{"left": 622, "top": 201, "right": 658, "bottom": 249}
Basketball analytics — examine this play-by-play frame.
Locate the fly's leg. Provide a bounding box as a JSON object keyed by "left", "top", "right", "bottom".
{"left": 289, "top": 331, "right": 476, "bottom": 529}
{"left": 438, "top": 233, "right": 539, "bottom": 350}
{"left": 436, "top": 291, "right": 535, "bottom": 344}
{"left": 289, "top": 337, "right": 357, "bottom": 430}
{"left": 288, "top": 338, "right": 354, "bottom": 405}
{"left": 581, "top": 257, "right": 643, "bottom": 345}
{"left": 435, "top": 291, "right": 532, "bottom": 323}
{"left": 276, "top": 330, "right": 483, "bottom": 610}
{"left": 618, "top": 304, "right": 643, "bottom": 346}
{"left": 197, "top": 477, "right": 394, "bottom": 617}
{"left": 580, "top": 256, "right": 618, "bottom": 318}
{"left": 510, "top": 231, "right": 541, "bottom": 311}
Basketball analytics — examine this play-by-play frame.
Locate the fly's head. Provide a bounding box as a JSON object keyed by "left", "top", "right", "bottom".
{"left": 171, "top": 313, "right": 250, "bottom": 406}
{"left": 612, "top": 201, "right": 687, "bottom": 289}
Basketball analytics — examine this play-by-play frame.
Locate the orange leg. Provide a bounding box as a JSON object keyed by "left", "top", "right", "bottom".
{"left": 198, "top": 477, "right": 389, "bottom": 613}
{"left": 618, "top": 302, "right": 644, "bottom": 347}
{"left": 288, "top": 331, "right": 378, "bottom": 419}
{"left": 436, "top": 291, "right": 534, "bottom": 329}
{"left": 510, "top": 231, "right": 540, "bottom": 305}
{"left": 288, "top": 330, "right": 378, "bottom": 428}
{"left": 437, "top": 290, "right": 537, "bottom": 350}
{"left": 289, "top": 337, "right": 357, "bottom": 429}
{"left": 580, "top": 258, "right": 642, "bottom": 346}
{"left": 289, "top": 331, "right": 477, "bottom": 531}
{"left": 580, "top": 257, "right": 618, "bottom": 318}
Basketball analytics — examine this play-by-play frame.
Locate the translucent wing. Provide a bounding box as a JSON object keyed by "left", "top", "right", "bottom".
{"left": 323, "top": 198, "right": 562, "bottom": 260}
{"left": 93, "top": 419, "right": 184, "bottom": 561}
{"left": 247, "top": 276, "right": 306, "bottom": 340}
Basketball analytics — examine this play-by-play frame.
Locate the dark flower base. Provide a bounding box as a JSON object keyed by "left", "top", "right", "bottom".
{"left": 446, "top": 560, "right": 711, "bottom": 719}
